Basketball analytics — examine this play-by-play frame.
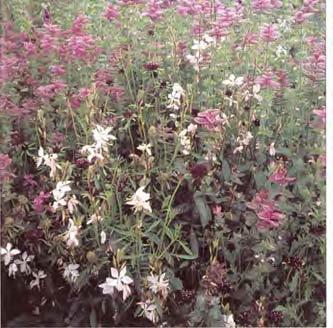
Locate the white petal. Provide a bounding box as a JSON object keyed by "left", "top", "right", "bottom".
{"left": 110, "top": 267, "right": 119, "bottom": 278}
{"left": 119, "top": 266, "right": 127, "bottom": 278}
{"left": 122, "top": 276, "right": 133, "bottom": 285}
{"left": 10, "top": 249, "right": 21, "bottom": 256}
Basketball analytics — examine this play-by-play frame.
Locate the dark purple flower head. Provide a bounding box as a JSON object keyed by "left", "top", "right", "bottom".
{"left": 143, "top": 62, "right": 160, "bottom": 71}
{"left": 23, "top": 174, "right": 38, "bottom": 189}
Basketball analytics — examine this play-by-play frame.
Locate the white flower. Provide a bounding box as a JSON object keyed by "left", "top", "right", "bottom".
{"left": 186, "top": 53, "right": 202, "bottom": 72}
{"left": 87, "top": 214, "right": 104, "bottom": 225}
{"left": 242, "top": 131, "right": 253, "bottom": 146}
{"left": 244, "top": 84, "right": 262, "bottom": 103}
{"left": 99, "top": 267, "right": 133, "bottom": 300}
{"left": 179, "top": 129, "right": 192, "bottom": 155}
{"left": 15, "top": 251, "right": 34, "bottom": 275}
{"left": 233, "top": 131, "right": 253, "bottom": 154}
{"left": 222, "top": 314, "right": 236, "bottom": 328}
{"left": 126, "top": 186, "right": 152, "bottom": 213}
{"left": 167, "top": 83, "right": 184, "bottom": 111}
{"left": 8, "top": 262, "right": 18, "bottom": 278}
{"left": 137, "top": 143, "right": 152, "bottom": 156}
{"left": 52, "top": 181, "right": 71, "bottom": 210}
{"left": 202, "top": 34, "right": 215, "bottom": 45}
{"left": 30, "top": 270, "right": 47, "bottom": 290}
{"left": 138, "top": 300, "right": 159, "bottom": 324}
{"left": 81, "top": 125, "right": 116, "bottom": 163}
{"left": 275, "top": 45, "right": 287, "bottom": 58}
{"left": 187, "top": 123, "right": 198, "bottom": 134}
{"left": 36, "top": 147, "right": 46, "bottom": 168}
{"left": 192, "top": 39, "right": 209, "bottom": 51}
{"left": 269, "top": 142, "right": 276, "bottom": 156}
{"left": 110, "top": 267, "right": 133, "bottom": 300}
{"left": 223, "top": 74, "right": 244, "bottom": 87}
{"left": 81, "top": 144, "right": 104, "bottom": 163}
{"left": 252, "top": 84, "right": 263, "bottom": 102}
{"left": 64, "top": 219, "right": 80, "bottom": 248}
{"left": 147, "top": 272, "right": 169, "bottom": 299}
{"left": 1, "top": 243, "right": 21, "bottom": 266}
{"left": 92, "top": 125, "right": 116, "bottom": 151}
{"left": 100, "top": 231, "right": 106, "bottom": 244}
{"left": 36, "top": 147, "right": 60, "bottom": 178}
{"left": 63, "top": 263, "right": 80, "bottom": 283}
{"left": 67, "top": 195, "right": 79, "bottom": 214}
{"left": 99, "top": 277, "right": 115, "bottom": 295}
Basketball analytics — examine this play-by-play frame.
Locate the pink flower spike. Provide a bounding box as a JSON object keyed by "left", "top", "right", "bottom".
{"left": 255, "top": 72, "right": 280, "bottom": 89}
{"left": 260, "top": 24, "right": 280, "bottom": 42}
{"left": 104, "top": 4, "right": 120, "bottom": 21}
{"left": 194, "top": 109, "right": 223, "bottom": 130}
{"left": 257, "top": 207, "right": 284, "bottom": 229}
{"left": 269, "top": 166, "right": 296, "bottom": 186}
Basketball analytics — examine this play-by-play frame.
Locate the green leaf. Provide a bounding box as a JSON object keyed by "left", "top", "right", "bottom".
{"left": 194, "top": 192, "right": 212, "bottom": 228}
{"left": 169, "top": 276, "right": 183, "bottom": 290}
{"left": 222, "top": 159, "right": 231, "bottom": 181}
{"left": 89, "top": 308, "right": 97, "bottom": 328}
{"left": 274, "top": 305, "right": 287, "bottom": 312}
{"left": 190, "top": 229, "right": 199, "bottom": 258}
{"left": 171, "top": 253, "right": 198, "bottom": 260}
{"left": 290, "top": 272, "right": 299, "bottom": 292}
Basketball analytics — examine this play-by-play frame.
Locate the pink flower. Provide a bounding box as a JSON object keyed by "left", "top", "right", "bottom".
{"left": 66, "top": 34, "right": 96, "bottom": 60}
{"left": 212, "top": 205, "right": 223, "bottom": 218}
{"left": 303, "top": 50, "right": 325, "bottom": 81}
{"left": 194, "top": 109, "right": 223, "bottom": 130}
{"left": 109, "top": 86, "right": 125, "bottom": 100}
{"left": 255, "top": 72, "right": 280, "bottom": 89}
{"left": 252, "top": 0, "right": 282, "bottom": 11}
{"left": 79, "top": 87, "right": 90, "bottom": 98}
{"left": 142, "top": 1, "right": 163, "bottom": 21}
{"left": 313, "top": 106, "right": 326, "bottom": 123}
{"left": 70, "top": 88, "right": 90, "bottom": 109}
{"left": 270, "top": 0, "right": 283, "bottom": 9}
{"left": 243, "top": 32, "right": 258, "bottom": 46}
{"left": 33, "top": 191, "right": 51, "bottom": 214}
{"left": 275, "top": 69, "right": 289, "bottom": 88}
{"left": 70, "top": 15, "right": 88, "bottom": 35}
{"left": 51, "top": 132, "right": 65, "bottom": 144}
{"left": 269, "top": 166, "right": 296, "bottom": 186}
{"left": 43, "top": 23, "right": 62, "bottom": 36}
{"left": 35, "top": 80, "right": 66, "bottom": 100}
{"left": 247, "top": 190, "right": 284, "bottom": 229}
{"left": 260, "top": 24, "right": 280, "bottom": 42}
{"left": 246, "top": 189, "right": 272, "bottom": 211}
{"left": 304, "top": 0, "right": 320, "bottom": 13}
{"left": 294, "top": 10, "right": 313, "bottom": 24}
{"left": 104, "top": 4, "right": 120, "bottom": 21}
{"left": 23, "top": 174, "right": 38, "bottom": 189}
{"left": 257, "top": 206, "right": 284, "bottom": 229}
{"left": 49, "top": 65, "right": 66, "bottom": 76}
{"left": 252, "top": 0, "right": 273, "bottom": 12}
{"left": 70, "top": 95, "right": 82, "bottom": 109}
{"left": 23, "top": 42, "right": 37, "bottom": 55}
{"left": 311, "top": 106, "right": 326, "bottom": 129}
{"left": 0, "top": 154, "right": 12, "bottom": 181}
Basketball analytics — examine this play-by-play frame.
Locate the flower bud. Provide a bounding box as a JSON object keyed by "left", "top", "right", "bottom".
{"left": 86, "top": 251, "right": 97, "bottom": 263}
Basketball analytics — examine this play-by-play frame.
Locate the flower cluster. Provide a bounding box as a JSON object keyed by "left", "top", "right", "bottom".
{"left": 81, "top": 125, "right": 117, "bottom": 163}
